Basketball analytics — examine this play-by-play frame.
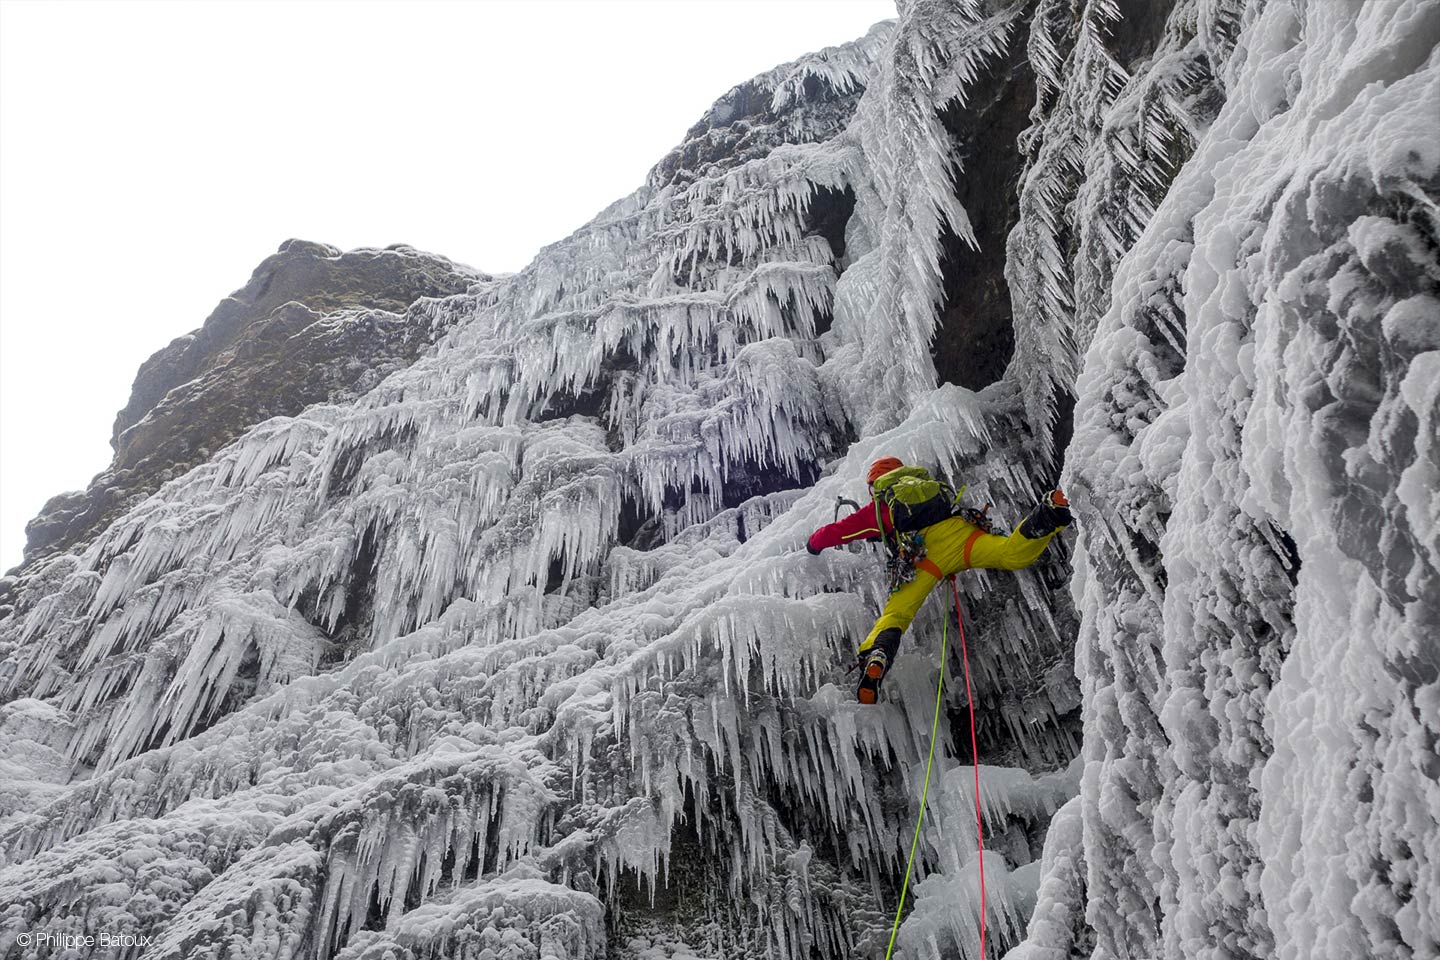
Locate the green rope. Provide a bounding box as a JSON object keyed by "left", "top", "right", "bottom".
{"left": 883, "top": 588, "right": 950, "bottom": 958}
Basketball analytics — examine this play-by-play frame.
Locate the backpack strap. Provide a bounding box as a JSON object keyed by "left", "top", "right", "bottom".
{"left": 874, "top": 499, "right": 895, "bottom": 555}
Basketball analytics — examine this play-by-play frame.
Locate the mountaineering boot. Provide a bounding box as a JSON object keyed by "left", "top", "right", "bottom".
{"left": 1019, "top": 489, "right": 1072, "bottom": 539}
{"left": 855, "top": 628, "right": 903, "bottom": 704}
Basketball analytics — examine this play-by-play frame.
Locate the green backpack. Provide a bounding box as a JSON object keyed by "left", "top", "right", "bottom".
{"left": 871, "top": 465, "right": 960, "bottom": 534}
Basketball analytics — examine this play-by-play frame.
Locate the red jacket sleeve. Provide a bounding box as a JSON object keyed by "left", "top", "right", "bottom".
{"left": 808, "top": 501, "right": 892, "bottom": 553}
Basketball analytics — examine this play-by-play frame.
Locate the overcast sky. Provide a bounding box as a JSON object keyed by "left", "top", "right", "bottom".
{"left": 0, "top": 0, "right": 894, "bottom": 573}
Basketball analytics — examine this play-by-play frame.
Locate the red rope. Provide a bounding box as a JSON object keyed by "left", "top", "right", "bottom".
{"left": 950, "top": 576, "right": 986, "bottom": 958}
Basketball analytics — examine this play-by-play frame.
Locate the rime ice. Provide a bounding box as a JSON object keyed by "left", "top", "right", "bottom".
{"left": 2, "top": 2, "right": 1436, "bottom": 959}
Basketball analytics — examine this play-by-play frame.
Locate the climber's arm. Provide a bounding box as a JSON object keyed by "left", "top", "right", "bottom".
{"left": 807, "top": 502, "right": 888, "bottom": 554}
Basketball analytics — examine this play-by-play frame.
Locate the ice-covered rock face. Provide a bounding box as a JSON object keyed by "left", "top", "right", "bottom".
{"left": 1, "top": 2, "right": 1436, "bottom": 959}
{"left": 2, "top": 14, "right": 1072, "bottom": 959}
{"left": 1056, "top": 1, "right": 1440, "bottom": 958}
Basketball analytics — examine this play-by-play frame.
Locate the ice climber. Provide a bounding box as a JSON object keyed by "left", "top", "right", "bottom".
{"left": 807, "top": 456, "right": 1071, "bottom": 704}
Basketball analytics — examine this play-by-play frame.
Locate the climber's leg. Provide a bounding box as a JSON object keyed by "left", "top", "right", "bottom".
{"left": 857, "top": 570, "right": 939, "bottom": 653}
{"left": 963, "top": 524, "right": 1058, "bottom": 570}
{"left": 855, "top": 627, "right": 902, "bottom": 704}
{"left": 926, "top": 493, "right": 1070, "bottom": 572}
{"left": 854, "top": 570, "right": 939, "bottom": 704}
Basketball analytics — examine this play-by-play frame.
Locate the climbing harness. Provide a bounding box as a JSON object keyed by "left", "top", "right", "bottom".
{"left": 885, "top": 531, "right": 927, "bottom": 592}
{"left": 883, "top": 576, "right": 987, "bottom": 960}
{"left": 873, "top": 480, "right": 994, "bottom": 592}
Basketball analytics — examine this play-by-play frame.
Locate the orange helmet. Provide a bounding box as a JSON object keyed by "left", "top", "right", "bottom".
{"left": 866, "top": 457, "right": 903, "bottom": 485}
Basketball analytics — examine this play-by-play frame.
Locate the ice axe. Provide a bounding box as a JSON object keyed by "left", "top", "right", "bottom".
{"left": 834, "top": 494, "right": 866, "bottom": 675}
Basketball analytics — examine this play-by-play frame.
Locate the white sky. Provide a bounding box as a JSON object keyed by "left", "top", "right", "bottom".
{"left": 0, "top": 0, "right": 894, "bottom": 573}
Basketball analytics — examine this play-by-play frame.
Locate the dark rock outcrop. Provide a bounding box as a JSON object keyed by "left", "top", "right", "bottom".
{"left": 111, "top": 240, "right": 483, "bottom": 445}
{"left": 16, "top": 242, "right": 484, "bottom": 570}
{"left": 932, "top": 23, "right": 1037, "bottom": 393}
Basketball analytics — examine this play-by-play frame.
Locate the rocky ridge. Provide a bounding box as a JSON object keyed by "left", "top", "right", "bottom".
{"left": 12, "top": 241, "right": 484, "bottom": 576}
